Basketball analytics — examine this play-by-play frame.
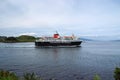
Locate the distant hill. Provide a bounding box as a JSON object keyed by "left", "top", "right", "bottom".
{"left": 17, "top": 35, "right": 36, "bottom": 42}
{"left": 0, "top": 36, "right": 7, "bottom": 42}
{"left": 0, "top": 35, "right": 36, "bottom": 43}
{"left": 79, "top": 38, "right": 94, "bottom": 41}
{"left": 110, "top": 40, "right": 120, "bottom": 42}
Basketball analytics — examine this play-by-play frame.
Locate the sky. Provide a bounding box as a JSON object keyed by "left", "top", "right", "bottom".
{"left": 0, "top": 0, "right": 120, "bottom": 40}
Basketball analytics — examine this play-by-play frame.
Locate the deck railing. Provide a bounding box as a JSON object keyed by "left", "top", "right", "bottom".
{"left": 35, "top": 39, "right": 80, "bottom": 42}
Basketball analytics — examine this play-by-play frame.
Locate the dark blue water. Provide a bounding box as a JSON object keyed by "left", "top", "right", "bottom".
{"left": 0, "top": 41, "right": 120, "bottom": 80}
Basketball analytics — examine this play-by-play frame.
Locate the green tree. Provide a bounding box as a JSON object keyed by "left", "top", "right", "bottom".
{"left": 24, "top": 73, "right": 42, "bottom": 80}
{"left": 0, "top": 70, "right": 18, "bottom": 80}
{"left": 114, "top": 67, "right": 120, "bottom": 80}
{"left": 4, "top": 37, "right": 18, "bottom": 42}
{"left": 94, "top": 74, "right": 101, "bottom": 80}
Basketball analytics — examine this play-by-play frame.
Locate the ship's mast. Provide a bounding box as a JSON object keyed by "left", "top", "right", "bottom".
{"left": 56, "top": 31, "right": 59, "bottom": 34}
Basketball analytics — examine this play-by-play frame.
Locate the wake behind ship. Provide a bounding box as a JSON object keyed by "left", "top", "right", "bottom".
{"left": 35, "top": 32, "right": 82, "bottom": 47}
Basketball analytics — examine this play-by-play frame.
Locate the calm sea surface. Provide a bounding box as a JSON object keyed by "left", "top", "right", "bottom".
{"left": 0, "top": 41, "right": 120, "bottom": 80}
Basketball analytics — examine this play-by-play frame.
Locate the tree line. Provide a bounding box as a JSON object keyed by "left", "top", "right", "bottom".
{"left": 0, "top": 35, "right": 36, "bottom": 42}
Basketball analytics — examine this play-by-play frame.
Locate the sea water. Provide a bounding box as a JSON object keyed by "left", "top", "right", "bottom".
{"left": 0, "top": 41, "right": 120, "bottom": 80}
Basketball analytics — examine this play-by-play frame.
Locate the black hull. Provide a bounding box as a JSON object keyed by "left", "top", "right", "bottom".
{"left": 35, "top": 41, "right": 82, "bottom": 47}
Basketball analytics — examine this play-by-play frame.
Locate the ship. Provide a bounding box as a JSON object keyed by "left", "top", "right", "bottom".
{"left": 35, "top": 32, "right": 82, "bottom": 47}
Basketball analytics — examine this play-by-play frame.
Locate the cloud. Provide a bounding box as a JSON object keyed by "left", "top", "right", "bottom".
{"left": 0, "top": 0, "right": 120, "bottom": 38}
{"left": 0, "top": 0, "right": 119, "bottom": 28}
{"left": 19, "top": 32, "right": 37, "bottom": 36}
{"left": 0, "top": 0, "right": 75, "bottom": 27}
